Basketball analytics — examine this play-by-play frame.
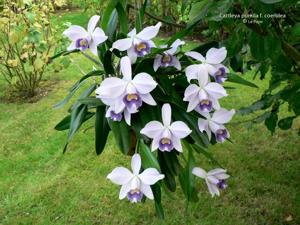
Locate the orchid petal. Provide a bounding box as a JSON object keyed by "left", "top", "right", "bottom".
{"left": 63, "top": 25, "right": 88, "bottom": 41}
{"left": 185, "top": 51, "right": 205, "bottom": 62}
{"left": 204, "top": 63, "right": 218, "bottom": 76}
{"left": 140, "top": 184, "right": 154, "bottom": 199}
{"left": 198, "top": 89, "right": 208, "bottom": 101}
{"left": 211, "top": 97, "right": 221, "bottom": 110}
{"left": 124, "top": 109, "right": 131, "bottom": 125}
{"left": 172, "top": 137, "right": 183, "bottom": 152}
{"left": 206, "top": 180, "right": 220, "bottom": 197}
{"left": 111, "top": 38, "right": 133, "bottom": 51}
{"left": 192, "top": 167, "right": 207, "bottom": 179}
{"left": 128, "top": 28, "right": 137, "bottom": 37}
{"left": 186, "top": 95, "right": 199, "bottom": 112}
{"left": 170, "top": 121, "right": 191, "bottom": 138}
{"left": 183, "top": 84, "right": 199, "bottom": 101}
{"left": 151, "top": 137, "right": 160, "bottom": 151}
{"left": 198, "top": 118, "right": 209, "bottom": 132}
{"left": 162, "top": 103, "right": 172, "bottom": 126}
{"left": 153, "top": 55, "right": 162, "bottom": 71}
{"left": 131, "top": 154, "right": 141, "bottom": 175}
{"left": 140, "top": 93, "right": 156, "bottom": 106}
{"left": 209, "top": 121, "right": 223, "bottom": 133}
{"left": 89, "top": 43, "right": 98, "bottom": 56}
{"left": 140, "top": 121, "right": 164, "bottom": 139}
{"left": 87, "top": 15, "right": 100, "bottom": 33}
{"left": 168, "top": 39, "right": 185, "bottom": 54}
{"left": 139, "top": 168, "right": 164, "bottom": 185}
{"left": 96, "top": 77, "right": 126, "bottom": 98}
{"left": 67, "top": 42, "right": 76, "bottom": 51}
{"left": 120, "top": 56, "right": 132, "bottom": 80}
{"left": 136, "top": 22, "right": 162, "bottom": 40}
{"left": 107, "top": 167, "right": 133, "bottom": 185}
{"left": 172, "top": 57, "right": 181, "bottom": 70}
{"left": 119, "top": 181, "right": 131, "bottom": 199}
{"left": 185, "top": 65, "right": 201, "bottom": 82}
{"left": 132, "top": 73, "right": 157, "bottom": 94}
{"left": 212, "top": 109, "right": 235, "bottom": 124}
{"left": 127, "top": 46, "right": 137, "bottom": 64}
{"left": 205, "top": 83, "right": 227, "bottom": 99}
{"left": 197, "top": 68, "right": 209, "bottom": 87}
{"left": 205, "top": 47, "right": 227, "bottom": 64}
{"left": 92, "top": 27, "right": 108, "bottom": 45}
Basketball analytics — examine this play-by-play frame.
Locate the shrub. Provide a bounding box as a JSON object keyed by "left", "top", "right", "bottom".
{"left": 0, "top": 1, "right": 67, "bottom": 98}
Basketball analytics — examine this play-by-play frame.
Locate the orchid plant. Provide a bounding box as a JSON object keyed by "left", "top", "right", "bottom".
{"left": 53, "top": 2, "right": 249, "bottom": 218}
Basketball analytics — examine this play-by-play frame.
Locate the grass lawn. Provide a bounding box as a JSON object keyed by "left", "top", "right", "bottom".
{"left": 0, "top": 11, "right": 299, "bottom": 225}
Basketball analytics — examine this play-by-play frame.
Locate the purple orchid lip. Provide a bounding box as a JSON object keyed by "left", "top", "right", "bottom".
{"left": 217, "top": 179, "right": 228, "bottom": 190}
{"left": 123, "top": 93, "right": 143, "bottom": 111}
{"left": 214, "top": 67, "right": 227, "bottom": 84}
{"left": 76, "top": 38, "right": 89, "bottom": 50}
{"left": 134, "top": 41, "right": 151, "bottom": 57}
{"left": 199, "top": 99, "right": 212, "bottom": 112}
{"left": 110, "top": 110, "right": 123, "bottom": 122}
{"left": 160, "top": 53, "right": 173, "bottom": 67}
{"left": 158, "top": 138, "right": 174, "bottom": 152}
{"left": 127, "top": 189, "right": 143, "bottom": 203}
{"left": 215, "top": 129, "right": 228, "bottom": 143}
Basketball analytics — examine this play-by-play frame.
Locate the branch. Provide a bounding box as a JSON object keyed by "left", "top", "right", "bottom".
{"left": 127, "top": 3, "right": 185, "bottom": 28}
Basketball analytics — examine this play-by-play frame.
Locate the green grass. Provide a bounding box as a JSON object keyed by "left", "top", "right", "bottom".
{"left": 0, "top": 11, "right": 300, "bottom": 225}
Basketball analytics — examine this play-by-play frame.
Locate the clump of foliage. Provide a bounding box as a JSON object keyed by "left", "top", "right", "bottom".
{"left": 0, "top": 1, "right": 68, "bottom": 98}
{"left": 188, "top": 0, "right": 300, "bottom": 134}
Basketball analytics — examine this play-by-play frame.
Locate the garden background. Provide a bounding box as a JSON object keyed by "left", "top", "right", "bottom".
{"left": 0, "top": 1, "right": 300, "bottom": 224}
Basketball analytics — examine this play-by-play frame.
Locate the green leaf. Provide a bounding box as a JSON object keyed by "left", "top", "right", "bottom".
{"left": 55, "top": 112, "right": 95, "bottom": 131}
{"left": 189, "top": 0, "right": 211, "bottom": 21}
{"left": 291, "top": 92, "right": 300, "bottom": 115}
{"left": 179, "top": 142, "right": 198, "bottom": 202}
{"left": 70, "top": 83, "right": 97, "bottom": 112}
{"left": 54, "top": 70, "right": 103, "bottom": 109}
{"left": 249, "top": 32, "right": 281, "bottom": 61}
{"left": 278, "top": 116, "right": 295, "bottom": 130}
{"left": 103, "top": 50, "right": 115, "bottom": 75}
{"left": 158, "top": 151, "right": 176, "bottom": 192}
{"left": 154, "top": 201, "right": 164, "bottom": 219}
{"left": 95, "top": 106, "right": 110, "bottom": 155}
{"left": 63, "top": 105, "right": 88, "bottom": 153}
{"left": 227, "top": 73, "right": 258, "bottom": 88}
{"left": 106, "top": 10, "right": 118, "bottom": 41}
{"left": 101, "top": 0, "right": 120, "bottom": 32}
{"left": 108, "top": 120, "right": 131, "bottom": 155}
{"left": 264, "top": 111, "right": 278, "bottom": 134}
{"left": 78, "top": 97, "right": 104, "bottom": 107}
{"left": 260, "top": 0, "right": 282, "bottom": 4}
{"left": 116, "top": 2, "right": 129, "bottom": 34}
{"left": 139, "top": 140, "right": 160, "bottom": 171}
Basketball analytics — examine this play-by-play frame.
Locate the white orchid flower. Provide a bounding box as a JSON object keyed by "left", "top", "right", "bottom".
{"left": 140, "top": 104, "right": 192, "bottom": 152}
{"left": 95, "top": 56, "right": 157, "bottom": 125}
{"left": 197, "top": 108, "right": 235, "bottom": 142}
{"left": 63, "top": 15, "right": 108, "bottom": 56}
{"left": 183, "top": 72, "right": 227, "bottom": 113}
{"left": 111, "top": 22, "right": 162, "bottom": 63}
{"left": 153, "top": 39, "right": 185, "bottom": 71}
{"left": 185, "top": 47, "right": 229, "bottom": 83}
{"left": 107, "top": 154, "right": 165, "bottom": 203}
{"left": 192, "top": 167, "right": 229, "bottom": 197}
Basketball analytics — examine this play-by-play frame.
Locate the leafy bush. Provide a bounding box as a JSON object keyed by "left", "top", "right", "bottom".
{"left": 0, "top": 1, "right": 68, "bottom": 98}
{"left": 53, "top": 0, "right": 257, "bottom": 218}
{"left": 188, "top": 0, "right": 300, "bottom": 134}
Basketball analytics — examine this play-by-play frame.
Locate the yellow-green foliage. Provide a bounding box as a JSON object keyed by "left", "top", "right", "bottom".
{"left": 0, "top": 1, "right": 68, "bottom": 97}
